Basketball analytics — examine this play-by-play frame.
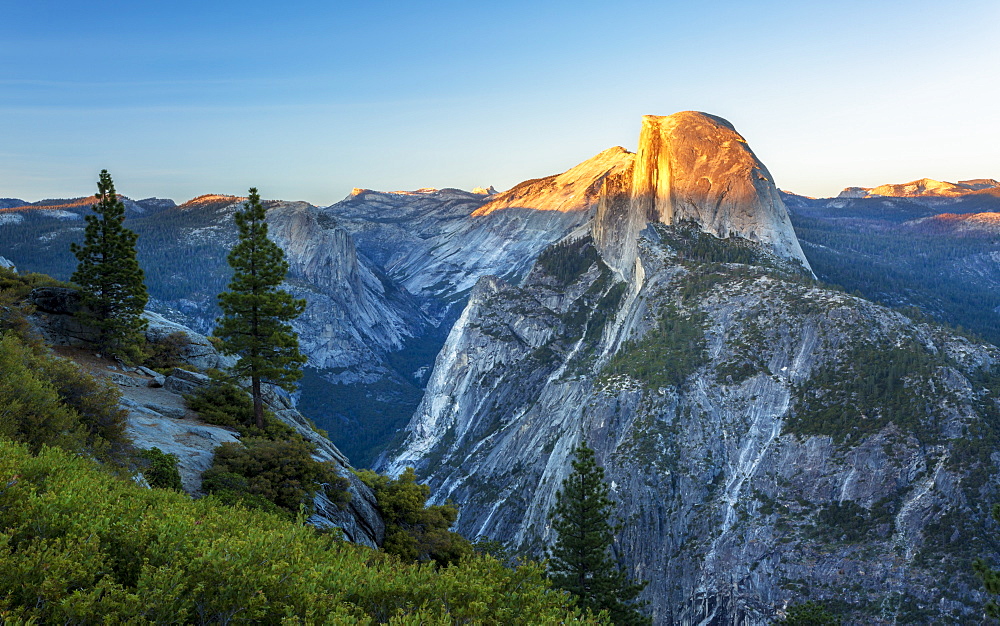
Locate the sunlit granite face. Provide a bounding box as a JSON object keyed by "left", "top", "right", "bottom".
{"left": 595, "top": 111, "right": 811, "bottom": 278}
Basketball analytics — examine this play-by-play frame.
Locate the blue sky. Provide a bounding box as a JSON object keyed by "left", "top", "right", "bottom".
{"left": 2, "top": 0, "right": 998, "bottom": 205}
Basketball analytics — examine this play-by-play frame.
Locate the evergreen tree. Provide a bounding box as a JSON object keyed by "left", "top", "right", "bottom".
{"left": 974, "top": 504, "right": 1000, "bottom": 619}
{"left": 70, "top": 169, "right": 148, "bottom": 360}
{"left": 548, "top": 441, "right": 649, "bottom": 625}
{"left": 215, "top": 188, "right": 306, "bottom": 428}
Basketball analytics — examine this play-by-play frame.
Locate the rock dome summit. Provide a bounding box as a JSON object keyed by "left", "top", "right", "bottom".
{"left": 594, "top": 111, "right": 810, "bottom": 277}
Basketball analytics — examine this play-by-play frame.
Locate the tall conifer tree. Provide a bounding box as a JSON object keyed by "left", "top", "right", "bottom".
{"left": 215, "top": 188, "right": 306, "bottom": 428}
{"left": 70, "top": 169, "right": 148, "bottom": 360}
{"left": 548, "top": 441, "right": 649, "bottom": 625}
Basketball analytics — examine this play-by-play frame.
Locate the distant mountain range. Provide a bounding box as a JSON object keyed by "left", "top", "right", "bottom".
{"left": 836, "top": 177, "right": 1000, "bottom": 199}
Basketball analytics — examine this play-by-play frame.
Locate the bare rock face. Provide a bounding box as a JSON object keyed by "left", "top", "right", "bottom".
{"left": 117, "top": 365, "right": 385, "bottom": 547}
{"left": 327, "top": 150, "right": 632, "bottom": 323}
{"left": 594, "top": 112, "right": 810, "bottom": 277}
{"left": 473, "top": 146, "right": 633, "bottom": 217}
{"left": 265, "top": 202, "right": 430, "bottom": 380}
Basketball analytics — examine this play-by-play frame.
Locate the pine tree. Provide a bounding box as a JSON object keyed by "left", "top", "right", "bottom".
{"left": 548, "top": 441, "right": 650, "bottom": 625}
{"left": 70, "top": 169, "right": 148, "bottom": 360}
{"left": 215, "top": 188, "right": 306, "bottom": 429}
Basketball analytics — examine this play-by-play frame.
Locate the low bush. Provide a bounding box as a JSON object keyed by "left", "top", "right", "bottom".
{"left": 185, "top": 380, "right": 295, "bottom": 439}
{"left": 0, "top": 331, "right": 129, "bottom": 464}
{"left": 143, "top": 331, "right": 190, "bottom": 371}
{"left": 357, "top": 467, "right": 473, "bottom": 567}
{"left": 0, "top": 440, "right": 599, "bottom": 624}
{"left": 135, "top": 447, "right": 183, "bottom": 491}
{"left": 202, "top": 437, "right": 350, "bottom": 515}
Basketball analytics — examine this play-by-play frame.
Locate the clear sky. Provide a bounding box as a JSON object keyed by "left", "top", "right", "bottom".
{"left": 3, "top": 0, "right": 998, "bottom": 205}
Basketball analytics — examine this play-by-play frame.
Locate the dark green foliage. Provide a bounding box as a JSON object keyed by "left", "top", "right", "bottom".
{"left": 537, "top": 236, "right": 600, "bottom": 285}
{"left": 974, "top": 503, "right": 1000, "bottom": 619}
{"left": 0, "top": 331, "right": 129, "bottom": 463}
{"left": 656, "top": 220, "right": 779, "bottom": 268}
{"left": 0, "top": 440, "right": 599, "bottom": 624}
{"left": 473, "top": 537, "right": 514, "bottom": 565}
{"left": 142, "top": 331, "right": 189, "bottom": 371}
{"left": 70, "top": 170, "right": 148, "bottom": 361}
{"left": 202, "top": 437, "right": 349, "bottom": 515}
{"left": 603, "top": 304, "right": 708, "bottom": 388}
{"left": 214, "top": 188, "right": 306, "bottom": 428}
{"left": 187, "top": 380, "right": 350, "bottom": 513}
{"left": 185, "top": 379, "right": 296, "bottom": 439}
{"left": 809, "top": 501, "right": 874, "bottom": 543}
{"left": 136, "top": 447, "right": 183, "bottom": 491}
{"left": 0, "top": 265, "right": 68, "bottom": 301}
{"left": 548, "top": 442, "right": 650, "bottom": 625}
{"left": 356, "top": 467, "right": 473, "bottom": 567}
{"left": 0, "top": 268, "right": 71, "bottom": 344}
{"left": 788, "top": 339, "right": 940, "bottom": 442}
{"left": 781, "top": 600, "right": 840, "bottom": 625}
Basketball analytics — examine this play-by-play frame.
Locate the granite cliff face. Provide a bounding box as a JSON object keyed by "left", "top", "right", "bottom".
{"left": 327, "top": 147, "right": 632, "bottom": 321}
{"left": 594, "top": 112, "right": 810, "bottom": 279}
{"left": 383, "top": 231, "right": 1000, "bottom": 624}
{"left": 265, "top": 202, "right": 429, "bottom": 380}
{"left": 382, "top": 114, "right": 1000, "bottom": 623}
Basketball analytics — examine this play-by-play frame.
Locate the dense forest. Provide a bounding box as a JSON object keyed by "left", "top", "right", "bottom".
{"left": 790, "top": 211, "right": 1000, "bottom": 345}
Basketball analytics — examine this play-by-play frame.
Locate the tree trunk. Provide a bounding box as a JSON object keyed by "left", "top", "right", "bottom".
{"left": 252, "top": 375, "right": 264, "bottom": 429}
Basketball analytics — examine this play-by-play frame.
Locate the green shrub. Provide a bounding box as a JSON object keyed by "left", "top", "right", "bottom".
{"left": 602, "top": 304, "right": 708, "bottom": 388}
{"left": 357, "top": 467, "right": 473, "bottom": 567}
{"left": 0, "top": 332, "right": 129, "bottom": 463}
{"left": 135, "top": 447, "right": 183, "bottom": 491}
{"left": 185, "top": 380, "right": 295, "bottom": 439}
{"left": 0, "top": 439, "right": 599, "bottom": 624}
{"left": 202, "top": 437, "right": 349, "bottom": 515}
{"left": 142, "top": 330, "right": 190, "bottom": 371}
{"left": 0, "top": 265, "right": 70, "bottom": 300}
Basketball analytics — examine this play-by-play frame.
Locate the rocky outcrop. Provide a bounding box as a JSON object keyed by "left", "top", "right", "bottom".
{"left": 594, "top": 112, "right": 811, "bottom": 278}
{"left": 27, "top": 292, "right": 386, "bottom": 547}
{"left": 144, "top": 311, "right": 233, "bottom": 370}
{"left": 117, "top": 366, "right": 385, "bottom": 547}
{"left": 27, "top": 287, "right": 232, "bottom": 370}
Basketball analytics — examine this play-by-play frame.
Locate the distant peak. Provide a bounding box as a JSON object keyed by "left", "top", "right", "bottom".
{"left": 178, "top": 194, "right": 243, "bottom": 209}
{"left": 645, "top": 111, "right": 739, "bottom": 134}
{"left": 837, "top": 178, "right": 1000, "bottom": 199}
{"left": 471, "top": 186, "right": 498, "bottom": 195}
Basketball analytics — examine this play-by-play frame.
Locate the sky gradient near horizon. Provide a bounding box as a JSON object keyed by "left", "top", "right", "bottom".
{"left": 3, "top": 0, "right": 998, "bottom": 206}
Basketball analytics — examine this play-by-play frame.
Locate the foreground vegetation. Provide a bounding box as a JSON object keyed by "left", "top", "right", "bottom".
{"left": 0, "top": 263, "right": 600, "bottom": 623}
{"left": 0, "top": 439, "right": 598, "bottom": 624}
